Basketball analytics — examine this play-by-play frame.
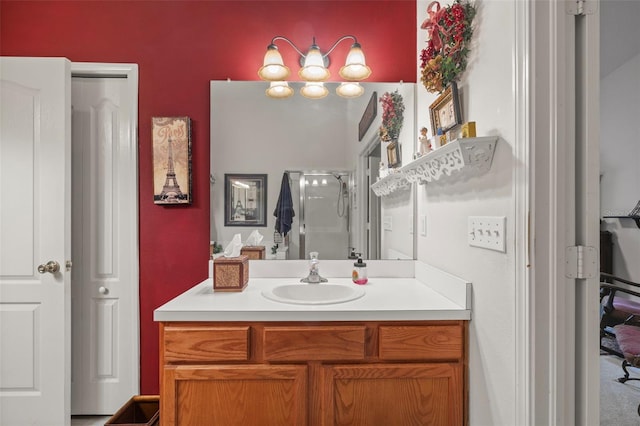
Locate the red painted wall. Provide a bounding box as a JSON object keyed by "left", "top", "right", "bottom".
{"left": 1, "top": 0, "right": 416, "bottom": 394}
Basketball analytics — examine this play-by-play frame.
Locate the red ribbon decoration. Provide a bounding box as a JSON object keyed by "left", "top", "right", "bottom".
{"left": 420, "top": 1, "right": 448, "bottom": 52}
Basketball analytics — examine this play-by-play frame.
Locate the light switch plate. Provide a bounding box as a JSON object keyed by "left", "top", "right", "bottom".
{"left": 383, "top": 216, "right": 392, "bottom": 231}
{"left": 420, "top": 215, "right": 427, "bottom": 236}
{"left": 468, "top": 216, "right": 506, "bottom": 252}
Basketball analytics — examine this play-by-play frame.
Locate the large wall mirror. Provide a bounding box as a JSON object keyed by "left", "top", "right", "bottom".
{"left": 210, "top": 81, "right": 416, "bottom": 260}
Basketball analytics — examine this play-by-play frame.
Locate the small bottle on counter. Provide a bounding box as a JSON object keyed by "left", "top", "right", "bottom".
{"left": 352, "top": 256, "right": 368, "bottom": 285}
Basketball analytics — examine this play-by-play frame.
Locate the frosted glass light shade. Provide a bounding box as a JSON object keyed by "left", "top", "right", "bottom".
{"left": 336, "top": 82, "right": 364, "bottom": 98}
{"left": 339, "top": 43, "right": 372, "bottom": 81}
{"left": 258, "top": 45, "right": 291, "bottom": 81}
{"left": 299, "top": 46, "right": 330, "bottom": 82}
{"left": 265, "top": 81, "right": 294, "bottom": 99}
{"left": 300, "top": 82, "right": 329, "bottom": 99}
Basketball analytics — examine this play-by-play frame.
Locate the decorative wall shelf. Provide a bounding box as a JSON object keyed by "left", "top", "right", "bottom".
{"left": 370, "top": 136, "right": 499, "bottom": 197}
{"left": 371, "top": 172, "right": 409, "bottom": 197}
{"left": 402, "top": 137, "right": 499, "bottom": 185}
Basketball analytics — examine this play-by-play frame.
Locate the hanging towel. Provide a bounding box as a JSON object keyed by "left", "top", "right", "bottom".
{"left": 273, "top": 172, "right": 295, "bottom": 237}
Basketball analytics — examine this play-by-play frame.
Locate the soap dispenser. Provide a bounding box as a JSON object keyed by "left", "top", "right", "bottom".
{"left": 352, "top": 256, "right": 368, "bottom": 285}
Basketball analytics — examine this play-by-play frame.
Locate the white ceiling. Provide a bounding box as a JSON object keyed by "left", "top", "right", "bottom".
{"left": 600, "top": 0, "right": 640, "bottom": 78}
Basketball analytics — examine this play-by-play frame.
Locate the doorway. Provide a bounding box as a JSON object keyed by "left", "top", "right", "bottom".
{"left": 598, "top": 1, "right": 640, "bottom": 423}
{"left": 70, "top": 64, "right": 139, "bottom": 415}
{"left": 367, "top": 144, "right": 381, "bottom": 260}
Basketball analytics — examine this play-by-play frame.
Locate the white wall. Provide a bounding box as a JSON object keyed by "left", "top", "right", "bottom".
{"left": 416, "top": 0, "right": 516, "bottom": 424}
{"left": 600, "top": 52, "right": 640, "bottom": 282}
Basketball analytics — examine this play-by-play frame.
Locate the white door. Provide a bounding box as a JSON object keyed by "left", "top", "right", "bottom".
{"left": 70, "top": 66, "right": 139, "bottom": 414}
{"left": 0, "top": 57, "right": 72, "bottom": 426}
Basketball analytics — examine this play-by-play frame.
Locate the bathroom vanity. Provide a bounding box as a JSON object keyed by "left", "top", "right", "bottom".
{"left": 154, "top": 262, "right": 471, "bottom": 425}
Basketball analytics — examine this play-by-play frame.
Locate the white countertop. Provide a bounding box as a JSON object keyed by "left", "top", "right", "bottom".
{"left": 153, "top": 275, "right": 471, "bottom": 322}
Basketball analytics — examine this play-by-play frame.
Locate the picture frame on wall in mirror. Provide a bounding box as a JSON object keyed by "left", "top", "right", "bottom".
{"left": 224, "top": 174, "right": 268, "bottom": 227}
{"left": 429, "top": 82, "right": 462, "bottom": 134}
{"left": 152, "top": 116, "right": 192, "bottom": 204}
{"left": 358, "top": 91, "right": 377, "bottom": 141}
{"left": 387, "top": 141, "right": 401, "bottom": 168}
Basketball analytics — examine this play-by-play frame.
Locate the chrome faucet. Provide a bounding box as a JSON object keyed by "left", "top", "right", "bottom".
{"left": 301, "top": 251, "right": 327, "bottom": 283}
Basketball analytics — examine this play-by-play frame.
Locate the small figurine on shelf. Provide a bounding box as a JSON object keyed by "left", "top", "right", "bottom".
{"left": 418, "top": 127, "right": 432, "bottom": 155}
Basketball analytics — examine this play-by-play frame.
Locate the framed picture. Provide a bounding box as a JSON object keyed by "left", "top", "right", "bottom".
{"left": 387, "top": 141, "right": 401, "bottom": 168}
{"left": 224, "top": 174, "right": 268, "bottom": 226}
{"left": 358, "top": 91, "right": 377, "bottom": 141}
{"left": 429, "top": 82, "right": 462, "bottom": 134}
{"left": 152, "top": 117, "right": 192, "bottom": 204}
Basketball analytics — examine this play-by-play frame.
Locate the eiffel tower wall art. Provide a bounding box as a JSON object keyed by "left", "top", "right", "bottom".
{"left": 152, "top": 117, "right": 192, "bottom": 204}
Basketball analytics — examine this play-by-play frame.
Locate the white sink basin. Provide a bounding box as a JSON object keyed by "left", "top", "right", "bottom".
{"left": 261, "top": 284, "right": 365, "bottom": 305}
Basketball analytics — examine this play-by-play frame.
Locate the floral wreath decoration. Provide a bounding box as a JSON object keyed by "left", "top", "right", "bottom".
{"left": 419, "top": 0, "right": 476, "bottom": 94}
{"left": 378, "top": 90, "right": 405, "bottom": 143}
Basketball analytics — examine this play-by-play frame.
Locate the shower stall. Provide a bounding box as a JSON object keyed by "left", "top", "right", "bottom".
{"left": 285, "top": 171, "right": 351, "bottom": 260}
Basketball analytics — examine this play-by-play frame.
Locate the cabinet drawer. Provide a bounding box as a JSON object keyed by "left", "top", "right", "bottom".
{"left": 163, "top": 326, "right": 249, "bottom": 362}
{"left": 263, "top": 326, "right": 366, "bottom": 361}
{"left": 379, "top": 325, "right": 462, "bottom": 361}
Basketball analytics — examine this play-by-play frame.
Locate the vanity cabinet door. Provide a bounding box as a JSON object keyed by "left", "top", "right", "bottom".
{"left": 162, "top": 364, "right": 308, "bottom": 426}
{"left": 320, "top": 363, "right": 463, "bottom": 426}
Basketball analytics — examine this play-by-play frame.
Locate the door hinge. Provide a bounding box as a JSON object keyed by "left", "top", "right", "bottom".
{"left": 565, "top": 246, "right": 598, "bottom": 279}
{"left": 566, "top": 0, "right": 597, "bottom": 16}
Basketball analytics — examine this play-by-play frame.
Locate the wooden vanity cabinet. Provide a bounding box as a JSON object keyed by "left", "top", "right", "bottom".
{"left": 159, "top": 320, "right": 468, "bottom": 426}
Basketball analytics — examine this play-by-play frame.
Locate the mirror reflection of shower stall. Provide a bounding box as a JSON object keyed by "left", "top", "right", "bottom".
{"left": 286, "top": 171, "right": 351, "bottom": 260}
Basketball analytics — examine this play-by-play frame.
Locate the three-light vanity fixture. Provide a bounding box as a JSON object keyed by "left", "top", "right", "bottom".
{"left": 258, "top": 35, "right": 372, "bottom": 99}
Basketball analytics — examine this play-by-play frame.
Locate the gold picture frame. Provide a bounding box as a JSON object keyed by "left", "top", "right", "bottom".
{"left": 429, "top": 82, "right": 462, "bottom": 134}
{"left": 387, "top": 141, "right": 401, "bottom": 168}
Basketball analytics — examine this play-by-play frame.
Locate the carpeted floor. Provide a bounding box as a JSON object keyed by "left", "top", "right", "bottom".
{"left": 601, "top": 333, "right": 640, "bottom": 425}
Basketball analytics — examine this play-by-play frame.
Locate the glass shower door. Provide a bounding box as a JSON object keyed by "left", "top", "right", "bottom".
{"left": 296, "top": 172, "right": 350, "bottom": 260}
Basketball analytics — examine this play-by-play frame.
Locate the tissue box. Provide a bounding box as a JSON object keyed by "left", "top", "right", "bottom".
{"left": 241, "top": 245, "right": 265, "bottom": 260}
{"left": 213, "top": 255, "right": 249, "bottom": 291}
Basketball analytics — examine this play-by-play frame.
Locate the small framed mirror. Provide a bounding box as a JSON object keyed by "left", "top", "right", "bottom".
{"left": 224, "top": 174, "right": 267, "bottom": 226}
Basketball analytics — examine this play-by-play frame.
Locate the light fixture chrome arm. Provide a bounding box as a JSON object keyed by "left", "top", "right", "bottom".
{"left": 269, "top": 35, "right": 360, "bottom": 64}
{"left": 322, "top": 35, "right": 359, "bottom": 58}
{"left": 269, "top": 36, "right": 308, "bottom": 58}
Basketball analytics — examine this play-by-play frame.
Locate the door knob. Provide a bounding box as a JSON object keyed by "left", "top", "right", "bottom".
{"left": 37, "top": 260, "right": 60, "bottom": 274}
{"left": 98, "top": 286, "right": 109, "bottom": 295}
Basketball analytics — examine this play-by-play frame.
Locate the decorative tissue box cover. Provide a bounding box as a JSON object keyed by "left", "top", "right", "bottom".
{"left": 241, "top": 245, "right": 266, "bottom": 260}
{"left": 213, "top": 255, "right": 249, "bottom": 291}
